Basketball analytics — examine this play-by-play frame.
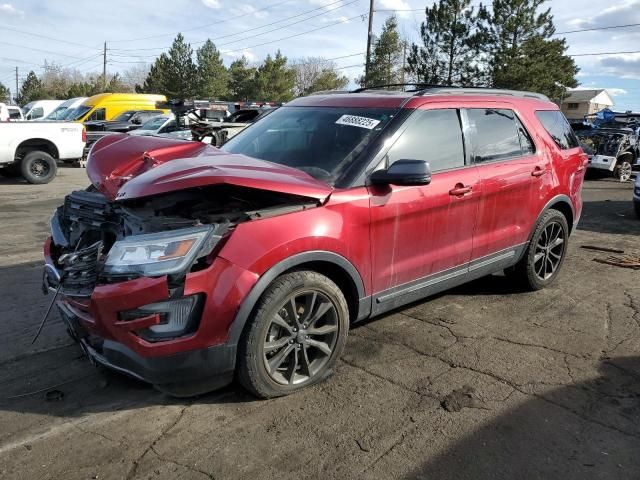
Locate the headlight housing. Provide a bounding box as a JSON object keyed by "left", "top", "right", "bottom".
{"left": 104, "top": 225, "right": 218, "bottom": 277}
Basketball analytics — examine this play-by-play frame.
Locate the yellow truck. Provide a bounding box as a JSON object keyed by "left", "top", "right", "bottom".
{"left": 66, "top": 93, "right": 167, "bottom": 122}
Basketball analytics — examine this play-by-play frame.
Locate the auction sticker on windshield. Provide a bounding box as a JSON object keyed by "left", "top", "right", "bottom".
{"left": 335, "top": 114, "right": 381, "bottom": 130}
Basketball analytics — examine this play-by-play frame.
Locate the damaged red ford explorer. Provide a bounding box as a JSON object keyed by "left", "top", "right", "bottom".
{"left": 43, "top": 87, "right": 587, "bottom": 398}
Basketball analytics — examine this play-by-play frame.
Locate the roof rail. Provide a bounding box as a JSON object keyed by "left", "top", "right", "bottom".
{"left": 308, "top": 90, "right": 352, "bottom": 96}
{"left": 350, "top": 83, "right": 549, "bottom": 101}
{"left": 421, "top": 87, "right": 549, "bottom": 101}
{"left": 351, "top": 83, "right": 452, "bottom": 93}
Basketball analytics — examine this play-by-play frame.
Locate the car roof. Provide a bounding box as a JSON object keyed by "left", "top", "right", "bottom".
{"left": 288, "top": 88, "right": 557, "bottom": 110}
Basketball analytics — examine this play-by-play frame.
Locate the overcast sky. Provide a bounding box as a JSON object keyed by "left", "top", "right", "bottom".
{"left": 1, "top": 0, "right": 640, "bottom": 110}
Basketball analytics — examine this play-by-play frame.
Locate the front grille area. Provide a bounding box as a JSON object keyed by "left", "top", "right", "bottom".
{"left": 59, "top": 241, "right": 103, "bottom": 296}
{"left": 63, "top": 190, "right": 112, "bottom": 230}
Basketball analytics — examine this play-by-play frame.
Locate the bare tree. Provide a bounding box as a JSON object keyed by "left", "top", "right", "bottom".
{"left": 291, "top": 57, "right": 349, "bottom": 97}
{"left": 122, "top": 63, "right": 151, "bottom": 92}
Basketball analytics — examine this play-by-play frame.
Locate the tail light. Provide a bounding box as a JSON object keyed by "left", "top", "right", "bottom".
{"left": 82, "top": 127, "right": 87, "bottom": 143}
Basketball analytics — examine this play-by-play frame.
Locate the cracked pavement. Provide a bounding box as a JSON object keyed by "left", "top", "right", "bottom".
{"left": 0, "top": 169, "right": 639, "bottom": 479}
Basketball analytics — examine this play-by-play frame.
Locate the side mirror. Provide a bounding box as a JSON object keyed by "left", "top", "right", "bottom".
{"left": 132, "top": 117, "right": 142, "bottom": 125}
{"left": 369, "top": 159, "right": 432, "bottom": 186}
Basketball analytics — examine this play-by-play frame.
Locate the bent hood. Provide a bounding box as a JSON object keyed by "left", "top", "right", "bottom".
{"left": 86, "top": 133, "right": 333, "bottom": 202}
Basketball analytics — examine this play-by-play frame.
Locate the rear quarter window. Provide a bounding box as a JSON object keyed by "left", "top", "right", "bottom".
{"left": 535, "top": 110, "right": 580, "bottom": 150}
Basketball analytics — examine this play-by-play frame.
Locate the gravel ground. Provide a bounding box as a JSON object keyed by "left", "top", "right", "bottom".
{"left": 0, "top": 168, "right": 638, "bottom": 480}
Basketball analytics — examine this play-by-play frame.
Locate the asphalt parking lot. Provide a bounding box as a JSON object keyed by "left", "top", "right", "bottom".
{"left": 0, "top": 168, "right": 639, "bottom": 480}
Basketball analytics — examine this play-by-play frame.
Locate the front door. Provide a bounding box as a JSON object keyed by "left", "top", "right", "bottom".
{"left": 368, "top": 108, "right": 480, "bottom": 313}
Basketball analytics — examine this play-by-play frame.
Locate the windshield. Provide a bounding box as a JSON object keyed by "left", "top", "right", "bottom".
{"left": 67, "top": 105, "right": 92, "bottom": 121}
{"left": 44, "top": 106, "right": 68, "bottom": 120}
{"left": 139, "top": 116, "right": 168, "bottom": 130}
{"left": 221, "top": 106, "right": 396, "bottom": 185}
{"left": 114, "top": 110, "right": 136, "bottom": 122}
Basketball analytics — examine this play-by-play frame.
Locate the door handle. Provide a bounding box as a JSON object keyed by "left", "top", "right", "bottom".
{"left": 449, "top": 184, "right": 472, "bottom": 196}
{"left": 531, "top": 167, "right": 547, "bottom": 177}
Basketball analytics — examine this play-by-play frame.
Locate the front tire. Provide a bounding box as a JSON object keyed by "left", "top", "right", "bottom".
{"left": 20, "top": 151, "right": 57, "bottom": 184}
{"left": 614, "top": 157, "right": 633, "bottom": 182}
{"left": 507, "top": 209, "right": 569, "bottom": 291}
{"left": 237, "top": 271, "right": 349, "bottom": 398}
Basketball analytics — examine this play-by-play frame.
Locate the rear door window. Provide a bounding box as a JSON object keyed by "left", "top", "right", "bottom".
{"left": 466, "top": 109, "right": 525, "bottom": 163}
{"left": 87, "top": 108, "right": 106, "bottom": 121}
{"left": 385, "top": 109, "right": 465, "bottom": 172}
{"left": 535, "top": 110, "right": 580, "bottom": 150}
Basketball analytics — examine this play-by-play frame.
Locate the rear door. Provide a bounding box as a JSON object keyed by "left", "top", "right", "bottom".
{"left": 368, "top": 107, "right": 480, "bottom": 311}
{"left": 465, "top": 106, "right": 551, "bottom": 262}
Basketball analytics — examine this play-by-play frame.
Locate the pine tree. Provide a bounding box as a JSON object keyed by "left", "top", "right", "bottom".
{"left": 140, "top": 34, "right": 198, "bottom": 98}
{"left": 0, "top": 82, "right": 10, "bottom": 103}
{"left": 228, "top": 57, "right": 257, "bottom": 101}
{"left": 407, "top": 0, "right": 485, "bottom": 86}
{"left": 163, "top": 34, "right": 198, "bottom": 98}
{"left": 479, "top": 0, "right": 578, "bottom": 97}
{"left": 196, "top": 40, "right": 229, "bottom": 99}
{"left": 254, "top": 51, "right": 295, "bottom": 102}
{"left": 139, "top": 54, "right": 170, "bottom": 94}
{"left": 362, "top": 15, "right": 403, "bottom": 87}
{"left": 18, "top": 71, "right": 44, "bottom": 104}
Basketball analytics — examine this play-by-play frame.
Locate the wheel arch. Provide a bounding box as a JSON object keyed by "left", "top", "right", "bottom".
{"left": 227, "top": 251, "right": 368, "bottom": 346}
{"left": 530, "top": 195, "right": 575, "bottom": 240}
{"left": 15, "top": 138, "right": 59, "bottom": 160}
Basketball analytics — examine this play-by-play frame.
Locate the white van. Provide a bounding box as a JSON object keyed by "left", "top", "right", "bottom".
{"left": 22, "top": 100, "right": 64, "bottom": 121}
{"left": 0, "top": 103, "right": 24, "bottom": 121}
{"left": 43, "top": 97, "right": 87, "bottom": 121}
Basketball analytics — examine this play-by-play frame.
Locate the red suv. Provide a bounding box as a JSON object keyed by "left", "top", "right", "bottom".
{"left": 43, "top": 87, "right": 587, "bottom": 398}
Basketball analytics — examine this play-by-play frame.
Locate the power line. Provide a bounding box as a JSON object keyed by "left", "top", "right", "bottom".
{"left": 556, "top": 22, "right": 640, "bottom": 35}
{"left": 108, "top": 0, "right": 296, "bottom": 43}
{"left": 570, "top": 50, "right": 640, "bottom": 57}
{"left": 110, "top": 0, "right": 356, "bottom": 53}
{"left": 221, "top": 12, "right": 367, "bottom": 55}
{"left": 0, "top": 41, "right": 88, "bottom": 59}
{"left": 1, "top": 25, "right": 102, "bottom": 50}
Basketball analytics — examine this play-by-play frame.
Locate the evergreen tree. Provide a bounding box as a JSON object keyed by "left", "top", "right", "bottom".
{"left": 139, "top": 34, "right": 198, "bottom": 98}
{"left": 479, "top": 0, "right": 578, "bottom": 97}
{"left": 362, "top": 15, "right": 403, "bottom": 87}
{"left": 163, "top": 34, "right": 198, "bottom": 98}
{"left": 494, "top": 36, "right": 578, "bottom": 99}
{"left": 139, "top": 54, "right": 170, "bottom": 94}
{"left": 254, "top": 51, "right": 295, "bottom": 102}
{"left": 407, "top": 0, "right": 485, "bottom": 86}
{"left": 196, "top": 40, "right": 229, "bottom": 99}
{"left": 0, "top": 82, "right": 10, "bottom": 103}
{"left": 228, "top": 56, "right": 257, "bottom": 101}
{"left": 17, "top": 71, "right": 44, "bottom": 104}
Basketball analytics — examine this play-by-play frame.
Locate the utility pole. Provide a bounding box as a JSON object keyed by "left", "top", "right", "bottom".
{"left": 15, "top": 67, "right": 18, "bottom": 104}
{"left": 364, "top": 0, "right": 374, "bottom": 86}
{"left": 103, "top": 42, "right": 107, "bottom": 90}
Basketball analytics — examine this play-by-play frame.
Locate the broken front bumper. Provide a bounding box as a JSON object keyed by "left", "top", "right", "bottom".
{"left": 43, "top": 237, "right": 259, "bottom": 393}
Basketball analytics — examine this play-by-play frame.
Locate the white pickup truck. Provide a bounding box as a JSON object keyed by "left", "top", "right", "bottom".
{"left": 0, "top": 122, "right": 85, "bottom": 184}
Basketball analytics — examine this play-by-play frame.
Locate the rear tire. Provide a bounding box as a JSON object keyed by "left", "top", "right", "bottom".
{"left": 506, "top": 209, "right": 569, "bottom": 291}
{"left": 237, "top": 271, "right": 349, "bottom": 398}
{"left": 20, "top": 151, "right": 57, "bottom": 184}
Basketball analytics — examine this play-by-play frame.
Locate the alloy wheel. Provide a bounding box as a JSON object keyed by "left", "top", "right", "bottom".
{"left": 30, "top": 158, "right": 50, "bottom": 178}
{"left": 533, "top": 221, "right": 565, "bottom": 280}
{"left": 262, "top": 290, "right": 339, "bottom": 386}
{"left": 618, "top": 161, "right": 632, "bottom": 182}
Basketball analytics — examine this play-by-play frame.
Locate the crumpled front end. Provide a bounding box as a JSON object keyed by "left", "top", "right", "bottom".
{"left": 43, "top": 182, "right": 319, "bottom": 392}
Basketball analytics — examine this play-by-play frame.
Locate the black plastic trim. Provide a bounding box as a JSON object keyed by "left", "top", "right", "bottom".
{"left": 371, "top": 244, "right": 526, "bottom": 316}
{"left": 530, "top": 194, "right": 575, "bottom": 239}
{"left": 227, "top": 251, "right": 368, "bottom": 345}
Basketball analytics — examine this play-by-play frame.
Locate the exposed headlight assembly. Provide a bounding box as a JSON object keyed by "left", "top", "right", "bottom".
{"left": 104, "top": 225, "right": 219, "bottom": 277}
